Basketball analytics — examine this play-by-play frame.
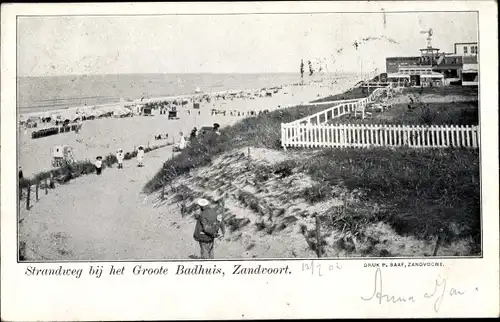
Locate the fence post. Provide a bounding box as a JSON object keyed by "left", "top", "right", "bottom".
{"left": 26, "top": 185, "right": 31, "bottom": 210}
{"left": 35, "top": 180, "right": 39, "bottom": 201}
{"left": 343, "top": 193, "right": 347, "bottom": 217}
{"left": 315, "top": 213, "right": 322, "bottom": 258}
{"left": 45, "top": 178, "right": 48, "bottom": 195}
{"left": 433, "top": 228, "right": 444, "bottom": 256}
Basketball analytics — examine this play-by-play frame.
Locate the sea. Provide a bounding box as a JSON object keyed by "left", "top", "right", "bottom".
{"left": 17, "top": 72, "right": 355, "bottom": 114}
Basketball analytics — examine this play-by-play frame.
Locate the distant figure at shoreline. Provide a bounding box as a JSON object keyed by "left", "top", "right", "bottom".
{"left": 95, "top": 156, "right": 103, "bottom": 175}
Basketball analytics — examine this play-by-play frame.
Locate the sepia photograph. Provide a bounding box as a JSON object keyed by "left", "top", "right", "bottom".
{"left": 16, "top": 11, "right": 481, "bottom": 261}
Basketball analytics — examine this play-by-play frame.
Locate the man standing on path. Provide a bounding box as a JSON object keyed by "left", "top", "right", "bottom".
{"left": 192, "top": 198, "right": 225, "bottom": 259}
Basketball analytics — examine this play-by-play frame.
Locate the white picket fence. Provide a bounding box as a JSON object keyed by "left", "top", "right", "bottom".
{"left": 281, "top": 123, "right": 480, "bottom": 149}
{"left": 288, "top": 84, "right": 393, "bottom": 126}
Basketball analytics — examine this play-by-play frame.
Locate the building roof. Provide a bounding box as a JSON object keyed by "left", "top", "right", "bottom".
{"left": 454, "top": 42, "right": 478, "bottom": 45}
{"left": 420, "top": 72, "right": 444, "bottom": 79}
{"left": 387, "top": 73, "right": 411, "bottom": 79}
{"left": 386, "top": 56, "right": 422, "bottom": 60}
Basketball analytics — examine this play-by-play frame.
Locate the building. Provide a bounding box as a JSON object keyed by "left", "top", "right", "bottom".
{"left": 386, "top": 56, "right": 422, "bottom": 73}
{"left": 461, "top": 55, "right": 478, "bottom": 86}
{"left": 385, "top": 41, "right": 478, "bottom": 87}
{"left": 454, "top": 42, "right": 478, "bottom": 56}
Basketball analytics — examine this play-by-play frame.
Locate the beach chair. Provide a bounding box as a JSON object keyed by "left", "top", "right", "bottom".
{"left": 353, "top": 104, "right": 372, "bottom": 119}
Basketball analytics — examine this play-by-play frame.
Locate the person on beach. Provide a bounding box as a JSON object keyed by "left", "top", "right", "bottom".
{"left": 175, "top": 131, "right": 187, "bottom": 150}
{"left": 95, "top": 156, "right": 103, "bottom": 175}
{"left": 213, "top": 123, "right": 221, "bottom": 136}
{"left": 190, "top": 127, "right": 198, "bottom": 141}
{"left": 192, "top": 198, "right": 225, "bottom": 259}
{"left": 137, "top": 146, "right": 145, "bottom": 167}
{"left": 116, "top": 149, "right": 124, "bottom": 169}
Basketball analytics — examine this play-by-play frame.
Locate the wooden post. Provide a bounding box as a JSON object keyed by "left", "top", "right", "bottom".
{"left": 45, "top": 178, "right": 48, "bottom": 194}
{"left": 161, "top": 185, "right": 165, "bottom": 200}
{"left": 35, "top": 181, "right": 39, "bottom": 201}
{"left": 26, "top": 185, "right": 31, "bottom": 210}
{"left": 315, "top": 213, "right": 322, "bottom": 258}
{"left": 433, "top": 229, "right": 444, "bottom": 256}
{"left": 343, "top": 193, "right": 347, "bottom": 217}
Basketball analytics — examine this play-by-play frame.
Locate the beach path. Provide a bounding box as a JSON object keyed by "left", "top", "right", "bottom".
{"left": 19, "top": 144, "right": 285, "bottom": 260}
{"left": 20, "top": 145, "right": 191, "bottom": 260}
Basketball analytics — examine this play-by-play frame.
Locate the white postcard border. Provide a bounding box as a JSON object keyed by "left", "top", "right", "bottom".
{"left": 1, "top": 1, "right": 498, "bottom": 320}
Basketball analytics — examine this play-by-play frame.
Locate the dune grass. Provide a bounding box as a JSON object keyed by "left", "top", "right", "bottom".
{"left": 402, "top": 86, "right": 479, "bottom": 97}
{"left": 144, "top": 86, "right": 480, "bottom": 249}
{"left": 330, "top": 101, "right": 479, "bottom": 126}
{"left": 300, "top": 147, "right": 480, "bottom": 247}
{"left": 312, "top": 86, "right": 378, "bottom": 103}
{"left": 143, "top": 88, "right": 374, "bottom": 193}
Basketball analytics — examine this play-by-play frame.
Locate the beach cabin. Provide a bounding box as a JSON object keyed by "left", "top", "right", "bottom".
{"left": 52, "top": 145, "right": 75, "bottom": 167}
{"left": 142, "top": 106, "right": 152, "bottom": 116}
{"left": 168, "top": 110, "right": 178, "bottom": 120}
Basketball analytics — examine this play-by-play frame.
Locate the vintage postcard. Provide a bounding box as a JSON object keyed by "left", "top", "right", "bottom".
{"left": 1, "top": 1, "right": 498, "bottom": 320}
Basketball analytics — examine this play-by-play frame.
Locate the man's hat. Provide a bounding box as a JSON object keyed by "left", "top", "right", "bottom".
{"left": 96, "top": 156, "right": 102, "bottom": 160}
{"left": 196, "top": 198, "right": 210, "bottom": 207}
{"left": 117, "top": 148, "right": 123, "bottom": 152}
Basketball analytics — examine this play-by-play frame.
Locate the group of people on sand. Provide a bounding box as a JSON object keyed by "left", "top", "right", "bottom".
{"left": 174, "top": 123, "right": 221, "bottom": 151}
{"left": 94, "top": 146, "right": 145, "bottom": 175}
{"left": 210, "top": 109, "right": 270, "bottom": 117}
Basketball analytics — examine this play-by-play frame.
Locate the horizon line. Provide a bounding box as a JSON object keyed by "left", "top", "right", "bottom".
{"left": 18, "top": 71, "right": 361, "bottom": 78}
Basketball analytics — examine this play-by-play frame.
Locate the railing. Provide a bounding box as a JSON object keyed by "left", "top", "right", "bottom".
{"left": 281, "top": 123, "right": 480, "bottom": 149}
{"left": 288, "top": 85, "right": 392, "bottom": 126}
{"left": 281, "top": 85, "right": 393, "bottom": 146}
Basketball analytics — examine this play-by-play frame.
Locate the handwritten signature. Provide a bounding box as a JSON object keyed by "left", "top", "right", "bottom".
{"left": 361, "top": 268, "right": 472, "bottom": 312}
{"left": 361, "top": 268, "right": 417, "bottom": 304}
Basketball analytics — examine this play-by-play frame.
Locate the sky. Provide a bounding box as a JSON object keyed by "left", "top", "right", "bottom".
{"left": 17, "top": 12, "right": 478, "bottom": 77}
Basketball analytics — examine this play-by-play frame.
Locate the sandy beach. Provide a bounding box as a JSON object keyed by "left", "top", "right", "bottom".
{"left": 19, "top": 79, "right": 359, "bottom": 177}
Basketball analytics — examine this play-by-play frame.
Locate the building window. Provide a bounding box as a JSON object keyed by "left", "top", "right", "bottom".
{"left": 471, "top": 46, "right": 475, "bottom": 54}
{"left": 464, "top": 46, "right": 468, "bottom": 54}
